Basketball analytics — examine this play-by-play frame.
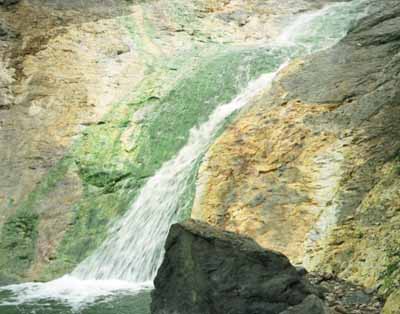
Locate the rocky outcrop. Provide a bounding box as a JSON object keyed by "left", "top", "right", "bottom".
{"left": 192, "top": 0, "right": 400, "bottom": 310}
{"left": 152, "top": 219, "right": 327, "bottom": 314}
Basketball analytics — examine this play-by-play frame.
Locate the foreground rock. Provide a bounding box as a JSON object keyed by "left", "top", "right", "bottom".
{"left": 151, "top": 219, "right": 327, "bottom": 314}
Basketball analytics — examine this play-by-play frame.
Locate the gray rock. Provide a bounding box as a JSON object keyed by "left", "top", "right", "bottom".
{"left": 280, "top": 0, "right": 400, "bottom": 115}
{"left": 279, "top": 295, "right": 330, "bottom": 314}
{"left": 343, "top": 291, "right": 371, "bottom": 305}
{"left": 296, "top": 266, "right": 309, "bottom": 276}
{"left": 151, "top": 219, "right": 325, "bottom": 314}
{"left": 272, "top": 0, "right": 400, "bottom": 225}
{"left": 0, "top": 22, "right": 18, "bottom": 40}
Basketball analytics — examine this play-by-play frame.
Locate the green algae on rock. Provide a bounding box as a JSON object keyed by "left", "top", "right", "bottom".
{"left": 0, "top": 212, "right": 39, "bottom": 283}
{"left": 1, "top": 0, "right": 321, "bottom": 282}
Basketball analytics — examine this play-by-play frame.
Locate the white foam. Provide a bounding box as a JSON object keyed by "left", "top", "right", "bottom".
{"left": 0, "top": 71, "right": 278, "bottom": 310}
{"left": 1, "top": 275, "right": 152, "bottom": 309}
{"left": 72, "top": 71, "right": 280, "bottom": 283}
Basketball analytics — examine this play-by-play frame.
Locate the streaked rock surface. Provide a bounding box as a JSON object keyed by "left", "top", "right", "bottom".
{"left": 192, "top": 0, "right": 400, "bottom": 309}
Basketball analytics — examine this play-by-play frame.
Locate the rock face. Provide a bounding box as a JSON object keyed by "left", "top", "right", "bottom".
{"left": 151, "top": 219, "right": 327, "bottom": 314}
{"left": 192, "top": 0, "right": 400, "bottom": 310}
{"left": 0, "top": 0, "right": 343, "bottom": 283}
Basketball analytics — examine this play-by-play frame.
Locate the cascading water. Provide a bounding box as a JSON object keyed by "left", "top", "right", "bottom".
{"left": 71, "top": 71, "right": 278, "bottom": 283}
{"left": 0, "top": 0, "right": 369, "bottom": 311}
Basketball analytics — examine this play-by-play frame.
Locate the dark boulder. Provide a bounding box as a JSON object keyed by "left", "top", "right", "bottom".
{"left": 151, "top": 219, "right": 325, "bottom": 314}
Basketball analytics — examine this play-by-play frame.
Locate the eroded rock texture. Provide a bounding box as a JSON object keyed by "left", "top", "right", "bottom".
{"left": 193, "top": 0, "right": 400, "bottom": 308}
{"left": 152, "top": 219, "right": 327, "bottom": 314}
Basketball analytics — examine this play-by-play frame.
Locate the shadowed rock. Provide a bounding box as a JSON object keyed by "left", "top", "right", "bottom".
{"left": 0, "top": 0, "right": 19, "bottom": 6}
{"left": 151, "top": 219, "right": 326, "bottom": 314}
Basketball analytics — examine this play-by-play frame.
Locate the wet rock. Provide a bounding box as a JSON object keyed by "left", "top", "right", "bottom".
{"left": 322, "top": 273, "right": 335, "bottom": 281}
{"left": 0, "top": 0, "right": 340, "bottom": 283}
{"left": 151, "top": 219, "right": 325, "bottom": 314}
{"left": 334, "top": 305, "right": 347, "bottom": 314}
{"left": 0, "top": 22, "right": 18, "bottom": 40}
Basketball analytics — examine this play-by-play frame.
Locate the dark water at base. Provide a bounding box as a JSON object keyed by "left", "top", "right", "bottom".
{"left": 0, "top": 290, "right": 151, "bottom": 314}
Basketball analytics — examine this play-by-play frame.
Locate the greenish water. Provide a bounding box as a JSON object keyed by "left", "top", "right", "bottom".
{"left": 0, "top": 290, "right": 151, "bottom": 314}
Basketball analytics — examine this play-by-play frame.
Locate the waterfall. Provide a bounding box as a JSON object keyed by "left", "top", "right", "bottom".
{"left": 72, "top": 72, "right": 278, "bottom": 283}
{"left": 0, "top": 0, "right": 368, "bottom": 309}
{"left": 74, "top": 0, "right": 368, "bottom": 283}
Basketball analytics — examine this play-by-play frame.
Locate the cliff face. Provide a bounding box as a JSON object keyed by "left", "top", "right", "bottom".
{"left": 0, "top": 0, "right": 333, "bottom": 283}
{"left": 193, "top": 0, "right": 400, "bottom": 307}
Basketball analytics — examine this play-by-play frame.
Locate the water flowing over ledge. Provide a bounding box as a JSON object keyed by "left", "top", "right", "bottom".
{"left": 71, "top": 71, "right": 279, "bottom": 283}
{"left": 0, "top": 69, "right": 281, "bottom": 311}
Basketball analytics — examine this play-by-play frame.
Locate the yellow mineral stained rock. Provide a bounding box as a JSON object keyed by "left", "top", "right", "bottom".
{"left": 383, "top": 291, "right": 400, "bottom": 314}
{"left": 193, "top": 94, "right": 347, "bottom": 264}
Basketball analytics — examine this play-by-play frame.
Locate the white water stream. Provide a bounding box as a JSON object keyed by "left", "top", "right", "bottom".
{"left": 0, "top": 70, "right": 279, "bottom": 310}
{"left": 0, "top": 0, "right": 368, "bottom": 310}
{"left": 72, "top": 71, "right": 278, "bottom": 283}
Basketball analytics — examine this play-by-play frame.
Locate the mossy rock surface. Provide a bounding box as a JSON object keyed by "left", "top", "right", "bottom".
{"left": 0, "top": 212, "right": 39, "bottom": 281}
{"left": 1, "top": 41, "right": 289, "bottom": 281}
